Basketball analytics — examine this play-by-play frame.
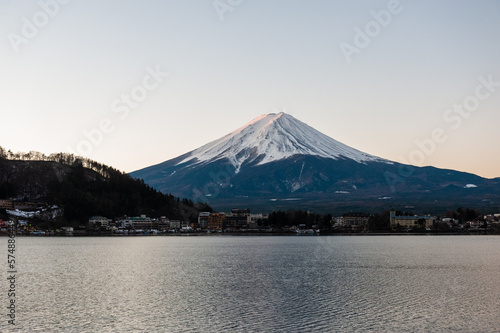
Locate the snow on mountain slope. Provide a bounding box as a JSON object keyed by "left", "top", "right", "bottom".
{"left": 178, "top": 112, "right": 389, "bottom": 173}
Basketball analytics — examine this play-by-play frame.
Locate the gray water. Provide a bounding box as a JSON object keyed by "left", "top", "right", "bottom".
{"left": 4, "top": 236, "right": 500, "bottom": 332}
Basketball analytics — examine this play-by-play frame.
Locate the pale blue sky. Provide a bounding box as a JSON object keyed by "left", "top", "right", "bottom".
{"left": 1, "top": 0, "right": 499, "bottom": 177}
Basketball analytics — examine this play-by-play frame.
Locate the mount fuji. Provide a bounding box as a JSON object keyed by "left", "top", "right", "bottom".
{"left": 131, "top": 113, "right": 500, "bottom": 214}
{"left": 175, "top": 112, "right": 389, "bottom": 173}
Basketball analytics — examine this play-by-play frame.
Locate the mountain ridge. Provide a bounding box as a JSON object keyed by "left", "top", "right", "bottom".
{"left": 130, "top": 113, "right": 500, "bottom": 214}
{"left": 176, "top": 112, "right": 390, "bottom": 173}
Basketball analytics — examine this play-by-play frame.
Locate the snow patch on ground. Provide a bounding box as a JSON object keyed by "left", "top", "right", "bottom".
{"left": 7, "top": 209, "right": 38, "bottom": 218}
{"left": 7, "top": 205, "right": 61, "bottom": 219}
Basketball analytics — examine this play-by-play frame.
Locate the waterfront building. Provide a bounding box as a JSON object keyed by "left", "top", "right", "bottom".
{"left": 0, "top": 199, "right": 14, "bottom": 210}
{"left": 13, "top": 201, "right": 47, "bottom": 210}
{"left": 157, "top": 216, "right": 170, "bottom": 230}
{"left": 484, "top": 214, "right": 500, "bottom": 222}
{"left": 468, "top": 221, "right": 486, "bottom": 230}
{"left": 333, "top": 213, "right": 370, "bottom": 229}
{"left": 342, "top": 212, "right": 370, "bottom": 228}
{"left": 115, "top": 215, "right": 157, "bottom": 230}
{"left": 249, "top": 213, "right": 266, "bottom": 228}
{"left": 61, "top": 227, "right": 73, "bottom": 236}
{"left": 88, "top": 216, "right": 112, "bottom": 228}
{"left": 332, "top": 216, "right": 345, "bottom": 228}
{"left": 129, "top": 215, "right": 156, "bottom": 229}
{"left": 198, "top": 212, "right": 210, "bottom": 229}
{"left": 115, "top": 217, "right": 131, "bottom": 229}
{"left": 208, "top": 213, "right": 226, "bottom": 230}
{"left": 390, "top": 211, "right": 435, "bottom": 228}
{"left": 170, "top": 220, "right": 181, "bottom": 229}
{"left": 226, "top": 209, "right": 251, "bottom": 229}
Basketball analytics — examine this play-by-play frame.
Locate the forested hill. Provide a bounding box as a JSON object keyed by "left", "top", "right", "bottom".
{"left": 0, "top": 146, "right": 212, "bottom": 226}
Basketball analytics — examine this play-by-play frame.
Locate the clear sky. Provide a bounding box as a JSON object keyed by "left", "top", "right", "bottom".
{"left": 1, "top": 0, "right": 499, "bottom": 178}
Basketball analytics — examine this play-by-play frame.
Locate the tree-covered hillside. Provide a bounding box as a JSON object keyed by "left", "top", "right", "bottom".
{"left": 0, "top": 146, "right": 211, "bottom": 226}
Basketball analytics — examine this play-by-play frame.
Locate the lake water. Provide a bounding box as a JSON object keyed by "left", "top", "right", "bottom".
{"left": 4, "top": 236, "right": 500, "bottom": 332}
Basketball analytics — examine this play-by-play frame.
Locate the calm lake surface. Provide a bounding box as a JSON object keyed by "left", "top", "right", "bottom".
{"left": 6, "top": 236, "right": 500, "bottom": 332}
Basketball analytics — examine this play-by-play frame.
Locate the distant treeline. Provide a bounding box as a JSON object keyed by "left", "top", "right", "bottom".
{"left": 261, "top": 210, "right": 392, "bottom": 232}
{"left": 263, "top": 208, "right": 486, "bottom": 233}
{"left": 0, "top": 146, "right": 212, "bottom": 227}
{"left": 0, "top": 145, "right": 117, "bottom": 179}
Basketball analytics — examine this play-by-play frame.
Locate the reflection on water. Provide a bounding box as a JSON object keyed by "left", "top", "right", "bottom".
{"left": 8, "top": 236, "right": 500, "bottom": 332}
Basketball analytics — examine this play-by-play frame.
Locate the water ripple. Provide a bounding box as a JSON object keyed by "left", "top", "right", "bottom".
{"left": 7, "top": 236, "right": 500, "bottom": 332}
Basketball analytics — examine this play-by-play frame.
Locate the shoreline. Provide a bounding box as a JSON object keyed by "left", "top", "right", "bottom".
{"left": 3, "top": 231, "right": 499, "bottom": 237}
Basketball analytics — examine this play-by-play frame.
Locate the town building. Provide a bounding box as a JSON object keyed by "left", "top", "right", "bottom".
{"left": 189, "top": 222, "right": 200, "bottom": 230}
{"left": 333, "top": 213, "right": 370, "bottom": 229}
{"left": 0, "top": 200, "right": 48, "bottom": 210}
{"left": 169, "top": 220, "right": 181, "bottom": 229}
{"left": 60, "top": 227, "right": 74, "bottom": 236}
{"left": 249, "top": 213, "right": 266, "bottom": 229}
{"left": 343, "top": 212, "right": 370, "bottom": 228}
{"left": 390, "top": 211, "right": 435, "bottom": 228}
{"left": 129, "top": 215, "right": 156, "bottom": 229}
{"left": 484, "top": 214, "right": 500, "bottom": 222}
{"left": 0, "top": 199, "right": 13, "bottom": 210}
{"left": 332, "top": 216, "right": 345, "bottom": 228}
{"left": 13, "top": 201, "right": 47, "bottom": 210}
{"left": 116, "top": 215, "right": 157, "bottom": 229}
{"left": 208, "top": 213, "right": 226, "bottom": 230}
{"left": 157, "top": 216, "right": 170, "bottom": 230}
{"left": 115, "top": 217, "right": 131, "bottom": 229}
{"left": 468, "top": 221, "right": 486, "bottom": 230}
{"left": 198, "top": 212, "right": 210, "bottom": 229}
{"left": 88, "top": 216, "right": 112, "bottom": 228}
{"left": 226, "top": 209, "right": 251, "bottom": 229}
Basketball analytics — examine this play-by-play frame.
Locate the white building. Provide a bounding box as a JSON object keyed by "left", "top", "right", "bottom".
{"left": 115, "top": 215, "right": 155, "bottom": 229}
{"left": 198, "top": 212, "right": 210, "bottom": 228}
{"left": 88, "top": 216, "right": 112, "bottom": 228}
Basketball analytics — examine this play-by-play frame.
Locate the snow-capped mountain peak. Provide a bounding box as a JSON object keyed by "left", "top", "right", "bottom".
{"left": 178, "top": 112, "right": 388, "bottom": 173}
